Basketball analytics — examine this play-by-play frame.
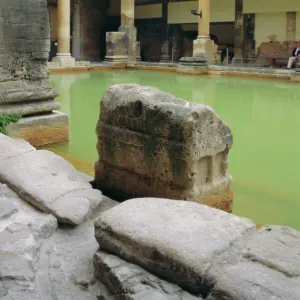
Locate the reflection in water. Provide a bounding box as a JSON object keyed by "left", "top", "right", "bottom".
{"left": 48, "top": 70, "right": 300, "bottom": 230}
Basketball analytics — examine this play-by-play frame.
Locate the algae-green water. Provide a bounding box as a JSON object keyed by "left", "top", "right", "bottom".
{"left": 48, "top": 70, "right": 300, "bottom": 230}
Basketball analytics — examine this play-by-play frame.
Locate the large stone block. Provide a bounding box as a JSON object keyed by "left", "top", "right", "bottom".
{"left": 94, "top": 198, "right": 255, "bottom": 295}
{"left": 95, "top": 84, "right": 233, "bottom": 211}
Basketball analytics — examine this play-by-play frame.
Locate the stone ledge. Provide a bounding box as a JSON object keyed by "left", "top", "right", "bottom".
{"left": 6, "top": 111, "right": 69, "bottom": 147}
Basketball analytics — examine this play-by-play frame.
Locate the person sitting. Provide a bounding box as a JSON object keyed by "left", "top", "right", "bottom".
{"left": 287, "top": 41, "right": 300, "bottom": 69}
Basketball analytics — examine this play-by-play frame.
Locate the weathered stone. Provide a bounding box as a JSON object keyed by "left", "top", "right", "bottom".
{"left": 104, "top": 32, "right": 128, "bottom": 63}
{"left": 94, "top": 250, "right": 201, "bottom": 300}
{"left": 6, "top": 111, "right": 69, "bottom": 148}
{"left": 0, "top": 255, "right": 34, "bottom": 281}
{"left": 94, "top": 198, "right": 255, "bottom": 295}
{"left": 243, "top": 225, "right": 300, "bottom": 277}
{"left": 95, "top": 84, "right": 233, "bottom": 211}
{"left": 207, "top": 261, "right": 300, "bottom": 300}
{"left": 0, "top": 0, "right": 69, "bottom": 147}
{"left": 0, "top": 133, "right": 35, "bottom": 160}
{"left": 0, "top": 198, "right": 18, "bottom": 219}
{"left": 0, "top": 149, "right": 104, "bottom": 224}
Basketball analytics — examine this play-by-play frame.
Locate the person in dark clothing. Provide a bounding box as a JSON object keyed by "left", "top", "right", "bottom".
{"left": 287, "top": 41, "right": 300, "bottom": 69}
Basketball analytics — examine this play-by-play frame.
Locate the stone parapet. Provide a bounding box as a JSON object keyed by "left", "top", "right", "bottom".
{"left": 95, "top": 84, "right": 233, "bottom": 211}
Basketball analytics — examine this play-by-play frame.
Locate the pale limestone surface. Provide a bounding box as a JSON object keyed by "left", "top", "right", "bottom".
{"left": 0, "top": 134, "right": 104, "bottom": 224}
{"left": 94, "top": 197, "right": 300, "bottom": 299}
{"left": 94, "top": 251, "right": 201, "bottom": 300}
{"left": 95, "top": 84, "right": 233, "bottom": 211}
{"left": 94, "top": 198, "right": 255, "bottom": 294}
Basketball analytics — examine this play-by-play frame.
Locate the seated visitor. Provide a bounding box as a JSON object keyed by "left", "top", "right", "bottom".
{"left": 287, "top": 41, "right": 300, "bottom": 69}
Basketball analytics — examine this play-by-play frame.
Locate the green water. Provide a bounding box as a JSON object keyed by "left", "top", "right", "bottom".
{"left": 49, "top": 70, "right": 300, "bottom": 229}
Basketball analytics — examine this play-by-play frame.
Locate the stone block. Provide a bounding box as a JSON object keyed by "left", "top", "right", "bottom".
{"left": 0, "top": 148, "right": 105, "bottom": 224}
{"left": 95, "top": 84, "right": 233, "bottom": 210}
{"left": 94, "top": 250, "right": 201, "bottom": 299}
{"left": 104, "top": 32, "right": 128, "bottom": 63}
{"left": 94, "top": 198, "right": 255, "bottom": 295}
{"left": 6, "top": 111, "right": 69, "bottom": 147}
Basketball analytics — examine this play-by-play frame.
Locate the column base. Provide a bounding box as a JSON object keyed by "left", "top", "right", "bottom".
{"left": 160, "top": 55, "right": 172, "bottom": 63}
{"left": 52, "top": 54, "right": 75, "bottom": 68}
{"left": 118, "top": 25, "right": 137, "bottom": 62}
{"left": 104, "top": 55, "right": 128, "bottom": 63}
{"left": 231, "top": 57, "right": 247, "bottom": 65}
{"left": 296, "top": 63, "right": 300, "bottom": 72}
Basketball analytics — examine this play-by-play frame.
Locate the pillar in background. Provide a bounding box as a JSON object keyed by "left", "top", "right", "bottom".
{"left": 160, "top": 0, "right": 171, "bottom": 62}
{"left": 231, "top": 0, "right": 245, "bottom": 64}
{"left": 72, "top": 0, "right": 81, "bottom": 60}
{"left": 53, "top": 0, "right": 75, "bottom": 67}
{"left": 119, "top": 0, "right": 137, "bottom": 62}
{"left": 179, "top": 0, "right": 217, "bottom": 68}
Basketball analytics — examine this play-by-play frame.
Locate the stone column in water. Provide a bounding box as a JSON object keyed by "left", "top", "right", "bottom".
{"left": 119, "top": 0, "right": 137, "bottom": 62}
{"left": 231, "top": 0, "right": 245, "bottom": 64}
{"left": 53, "top": 0, "right": 76, "bottom": 67}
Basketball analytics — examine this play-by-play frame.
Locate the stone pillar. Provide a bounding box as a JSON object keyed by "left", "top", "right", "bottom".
{"left": 72, "top": 0, "right": 81, "bottom": 60}
{"left": 53, "top": 0, "right": 75, "bottom": 67}
{"left": 119, "top": 0, "right": 137, "bottom": 62}
{"left": 231, "top": 0, "right": 245, "bottom": 65}
{"left": 160, "top": 0, "right": 171, "bottom": 62}
{"left": 179, "top": 0, "right": 217, "bottom": 68}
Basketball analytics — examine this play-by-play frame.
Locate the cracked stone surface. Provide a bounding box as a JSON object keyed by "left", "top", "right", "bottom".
{"left": 0, "top": 134, "right": 105, "bottom": 225}
{"left": 95, "top": 197, "right": 300, "bottom": 299}
{"left": 94, "top": 250, "right": 202, "bottom": 300}
{"left": 0, "top": 181, "right": 118, "bottom": 300}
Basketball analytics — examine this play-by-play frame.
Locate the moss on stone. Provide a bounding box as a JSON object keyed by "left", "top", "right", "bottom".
{"left": 0, "top": 114, "right": 21, "bottom": 135}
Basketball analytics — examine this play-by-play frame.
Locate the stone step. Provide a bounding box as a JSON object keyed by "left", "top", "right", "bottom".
{"left": 0, "top": 99, "right": 60, "bottom": 116}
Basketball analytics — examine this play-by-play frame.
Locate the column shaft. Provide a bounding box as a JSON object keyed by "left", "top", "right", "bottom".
{"left": 198, "top": 0, "right": 210, "bottom": 38}
{"left": 57, "top": 0, "right": 71, "bottom": 55}
{"left": 121, "top": 0, "right": 134, "bottom": 27}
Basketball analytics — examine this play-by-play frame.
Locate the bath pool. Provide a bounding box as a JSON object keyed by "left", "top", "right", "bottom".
{"left": 48, "top": 70, "right": 300, "bottom": 229}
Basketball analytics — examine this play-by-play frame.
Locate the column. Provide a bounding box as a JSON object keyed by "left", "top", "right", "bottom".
{"left": 119, "top": 0, "right": 137, "bottom": 62}
{"left": 179, "top": 0, "right": 216, "bottom": 67}
{"left": 72, "top": 0, "right": 81, "bottom": 60}
{"left": 160, "top": 0, "right": 171, "bottom": 62}
{"left": 53, "top": 0, "right": 75, "bottom": 67}
{"left": 231, "top": 0, "right": 245, "bottom": 64}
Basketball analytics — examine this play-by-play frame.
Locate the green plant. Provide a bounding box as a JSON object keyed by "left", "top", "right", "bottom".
{"left": 0, "top": 114, "right": 21, "bottom": 135}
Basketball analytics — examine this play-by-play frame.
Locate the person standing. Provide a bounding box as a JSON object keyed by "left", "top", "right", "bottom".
{"left": 287, "top": 41, "right": 300, "bottom": 69}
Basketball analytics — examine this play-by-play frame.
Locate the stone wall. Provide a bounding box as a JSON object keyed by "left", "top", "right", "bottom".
{"left": 95, "top": 84, "right": 233, "bottom": 212}
{"left": 0, "top": 0, "right": 68, "bottom": 146}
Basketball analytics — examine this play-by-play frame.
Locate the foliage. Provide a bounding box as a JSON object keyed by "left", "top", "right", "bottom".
{"left": 0, "top": 114, "right": 21, "bottom": 135}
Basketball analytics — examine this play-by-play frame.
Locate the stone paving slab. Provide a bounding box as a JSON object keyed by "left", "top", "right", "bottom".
{"left": 0, "top": 149, "right": 103, "bottom": 224}
{"left": 95, "top": 198, "right": 255, "bottom": 294}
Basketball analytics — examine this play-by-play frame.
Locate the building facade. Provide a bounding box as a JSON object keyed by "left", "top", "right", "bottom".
{"left": 47, "top": 0, "right": 300, "bottom": 65}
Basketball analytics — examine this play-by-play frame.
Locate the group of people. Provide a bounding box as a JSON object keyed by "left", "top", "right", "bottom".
{"left": 287, "top": 41, "right": 300, "bottom": 69}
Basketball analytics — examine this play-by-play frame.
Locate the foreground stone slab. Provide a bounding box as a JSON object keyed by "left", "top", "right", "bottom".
{"left": 94, "top": 250, "right": 201, "bottom": 300}
{"left": 94, "top": 198, "right": 255, "bottom": 294}
{"left": 0, "top": 150, "right": 103, "bottom": 224}
{"left": 95, "top": 84, "right": 233, "bottom": 211}
{"left": 0, "top": 133, "right": 35, "bottom": 160}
